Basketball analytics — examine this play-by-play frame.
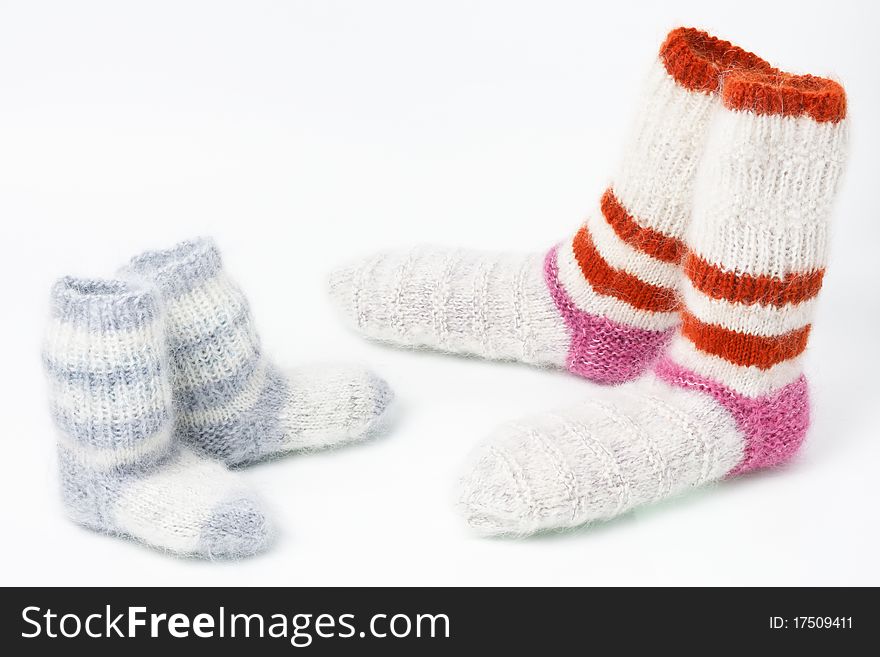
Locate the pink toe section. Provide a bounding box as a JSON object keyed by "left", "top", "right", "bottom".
{"left": 654, "top": 357, "right": 810, "bottom": 475}
{"left": 543, "top": 245, "right": 674, "bottom": 385}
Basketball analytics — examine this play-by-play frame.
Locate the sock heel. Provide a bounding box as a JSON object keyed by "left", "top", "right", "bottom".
{"left": 544, "top": 246, "right": 674, "bottom": 384}
{"left": 654, "top": 357, "right": 811, "bottom": 475}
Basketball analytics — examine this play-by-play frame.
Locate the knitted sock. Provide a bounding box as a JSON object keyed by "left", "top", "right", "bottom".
{"left": 123, "top": 238, "right": 394, "bottom": 467}
{"left": 44, "top": 278, "right": 271, "bottom": 557}
{"left": 459, "top": 70, "right": 848, "bottom": 534}
{"left": 329, "top": 27, "right": 775, "bottom": 383}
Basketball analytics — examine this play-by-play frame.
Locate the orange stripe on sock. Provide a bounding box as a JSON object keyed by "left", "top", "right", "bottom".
{"left": 722, "top": 70, "right": 847, "bottom": 123}
{"left": 659, "top": 27, "right": 776, "bottom": 94}
{"left": 685, "top": 253, "right": 825, "bottom": 307}
{"left": 572, "top": 226, "right": 678, "bottom": 313}
{"left": 681, "top": 310, "right": 810, "bottom": 370}
{"left": 601, "top": 189, "right": 686, "bottom": 264}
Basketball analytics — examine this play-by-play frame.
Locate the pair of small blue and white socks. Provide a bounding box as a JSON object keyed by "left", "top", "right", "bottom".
{"left": 43, "top": 238, "right": 393, "bottom": 558}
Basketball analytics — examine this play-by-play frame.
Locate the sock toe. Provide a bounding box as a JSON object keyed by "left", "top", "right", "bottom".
{"left": 459, "top": 443, "right": 538, "bottom": 536}
{"left": 361, "top": 369, "right": 395, "bottom": 427}
{"left": 459, "top": 408, "right": 634, "bottom": 536}
{"left": 318, "top": 365, "right": 395, "bottom": 444}
{"left": 280, "top": 364, "right": 395, "bottom": 451}
{"left": 199, "top": 495, "right": 272, "bottom": 559}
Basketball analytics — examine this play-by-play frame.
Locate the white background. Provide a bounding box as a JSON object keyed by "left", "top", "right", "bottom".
{"left": 2, "top": 0, "right": 878, "bottom": 586}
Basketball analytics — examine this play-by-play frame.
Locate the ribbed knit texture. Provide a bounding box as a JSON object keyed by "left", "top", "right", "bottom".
{"left": 44, "top": 277, "right": 271, "bottom": 557}
{"left": 123, "top": 238, "right": 394, "bottom": 467}
{"left": 328, "top": 27, "right": 775, "bottom": 384}
{"left": 332, "top": 248, "right": 571, "bottom": 368}
{"left": 459, "top": 70, "right": 848, "bottom": 535}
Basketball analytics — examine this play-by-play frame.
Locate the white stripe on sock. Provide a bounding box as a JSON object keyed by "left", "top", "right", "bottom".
{"left": 555, "top": 241, "right": 679, "bottom": 332}
{"left": 666, "top": 334, "right": 805, "bottom": 397}
{"left": 681, "top": 278, "right": 817, "bottom": 337}
{"left": 164, "top": 272, "right": 249, "bottom": 344}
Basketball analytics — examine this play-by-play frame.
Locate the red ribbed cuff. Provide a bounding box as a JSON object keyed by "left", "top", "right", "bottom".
{"left": 659, "top": 27, "right": 775, "bottom": 94}
{"left": 722, "top": 71, "right": 847, "bottom": 123}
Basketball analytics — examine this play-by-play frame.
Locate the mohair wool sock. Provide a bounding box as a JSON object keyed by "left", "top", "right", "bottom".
{"left": 44, "top": 277, "right": 271, "bottom": 557}
{"left": 328, "top": 27, "right": 776, "bottom": 384}
{"left": 459, "top": 69, "right": 848, "bottom": 534}
{"left": 123, "top": 238, "right": 393, "bottom": 467}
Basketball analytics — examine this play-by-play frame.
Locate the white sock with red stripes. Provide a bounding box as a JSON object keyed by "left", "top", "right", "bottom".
{"left": 459, "top": 69, "right": 848, "bottom": 534}
{"left": 328, "top": 28, "right": 775, "bottom": 383}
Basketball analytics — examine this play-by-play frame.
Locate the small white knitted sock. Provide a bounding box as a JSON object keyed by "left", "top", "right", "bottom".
{"left": 123, "top": 238, "right": 394, "bottom": 467}
{"left": 44, "top": 278, "right": 271, "bottom": 558}
{"left": 459, "top": 69, "right": 848, "bottom": 535}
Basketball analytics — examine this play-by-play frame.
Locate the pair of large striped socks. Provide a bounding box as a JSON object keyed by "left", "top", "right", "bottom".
{"left": 329, "top": 27, "right": 849, "bottom": 534}
{"left": 44, "top": 239, "right": 393, "bottom": 556}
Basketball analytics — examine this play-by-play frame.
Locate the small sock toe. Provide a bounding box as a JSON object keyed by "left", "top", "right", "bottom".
{"left": 279, "top": 365, "right": 396, "bottom": 451}
{"left": 350, "top": 368, "right": 395, "bottom": 435}
{"left": 199, "top": 496, "right": 272, "bottom": 559}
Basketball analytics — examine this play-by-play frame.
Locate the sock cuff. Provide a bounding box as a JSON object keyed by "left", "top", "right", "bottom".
{"left": 50, "top": 276, "right": 159, "bottom": 332}
{"left": 722, "top": 70, "right": 847, "bottom": 123}
{"left": 659, "top": 26, "right": 775, "bottom": 94}
{"left": 125, "top": 237, "right": 223, "bottom": 297}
